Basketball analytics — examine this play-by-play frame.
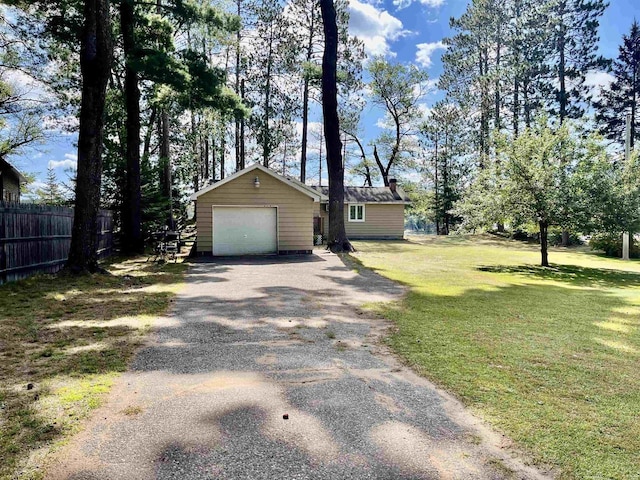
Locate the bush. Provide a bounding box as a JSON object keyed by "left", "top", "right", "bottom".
{"left": 589, "top": 233, "right": 640, "bottom": 258}
{"left": 549, "top": 230, "right": 583, "bottom": 247}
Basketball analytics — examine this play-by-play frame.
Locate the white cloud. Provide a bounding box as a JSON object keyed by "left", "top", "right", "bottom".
{"left": 1, "top": 69, "right": 51, "bottom": 102}
{"left": 375, "top": 115, "right": 392, "bottom": 129}
{"left": 584, "top": 70, "right": 615, "bottom": 102}
{"left": 348, "top": 0, "right": 406, "bottom": 57}
{"left": 415, "top": 41, "right": 447, "bottom": 69}
{"left": 48, "top": 153, "right": 77, "bottom": 170}
{"left": 417, "top": 103, "right": 433, "bottom": 119}
{"left": 393, "top": 0, "right": 445, "bottom": 9}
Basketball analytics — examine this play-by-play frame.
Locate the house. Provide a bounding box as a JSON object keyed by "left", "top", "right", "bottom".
{"left": 190, "top": 164, "right": 410, "bottom": 256}
{"left": 0, "top": 158, "right": 26, "bottom": 203}
{"left": 312, "top": 180, "right": 411, "bottom": 241}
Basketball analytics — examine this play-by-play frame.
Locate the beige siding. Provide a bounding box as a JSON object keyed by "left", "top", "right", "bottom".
{"left": 195, "top": 170, "right": 315, "bottom": 253}
{"left": 2, "top": 173, "right": 20, "bottom": 202}
{"left": 319, "top": 204, "right": 405, "bottom": 240}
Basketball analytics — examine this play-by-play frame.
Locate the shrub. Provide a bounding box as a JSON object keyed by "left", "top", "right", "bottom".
{"left": 589, "top": 233, "right": 640, "bottom": 258}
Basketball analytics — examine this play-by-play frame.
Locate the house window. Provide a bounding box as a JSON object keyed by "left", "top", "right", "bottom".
{"left": 348, "top": 204, "right": 365, "bottom": 222}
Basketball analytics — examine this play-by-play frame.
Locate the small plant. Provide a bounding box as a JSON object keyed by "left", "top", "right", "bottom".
{"left": 122, "top": 405, "right": 143, "bottom": 416}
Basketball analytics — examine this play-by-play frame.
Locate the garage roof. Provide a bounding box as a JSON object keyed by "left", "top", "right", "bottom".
{"left": 189, "top": 163, "right": 322, "bottom": 202}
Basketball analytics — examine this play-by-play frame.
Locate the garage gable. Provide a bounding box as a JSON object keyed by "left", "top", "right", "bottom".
{"left": 193, "top": 165, "right": 318, "bottom": 255}
{"left": 190, "top": 163, "right": 321, "bottom": 202}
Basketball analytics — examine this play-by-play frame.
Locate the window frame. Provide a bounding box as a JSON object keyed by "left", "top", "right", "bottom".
{"left": 348, "top": 203, "right": 366, "bottom": 222}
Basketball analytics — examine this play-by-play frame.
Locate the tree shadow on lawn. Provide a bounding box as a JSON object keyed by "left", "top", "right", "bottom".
{"left": 0, "top": 258, "right": 186, "bottom": 479}
{"left": 52, "top": 259, "right": 640, "bottom": 479}
{"left": 385, "top": 279, "right": 640, "bottom": 479}
{"left": 478, "top": 264, "right": 640, "bottom": 288}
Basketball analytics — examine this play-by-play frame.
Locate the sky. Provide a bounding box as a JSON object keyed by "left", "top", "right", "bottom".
{"left": 7, "top": 0, "right": 640, "bottom": 191}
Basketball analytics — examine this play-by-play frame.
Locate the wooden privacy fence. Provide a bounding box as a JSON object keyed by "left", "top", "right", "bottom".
{"left": 0, "top": 203, "right": 114, "bottom": 284}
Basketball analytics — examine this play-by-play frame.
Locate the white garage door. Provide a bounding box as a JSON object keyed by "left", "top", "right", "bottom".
{"left": 212, "top": 207, "right": 277, "bottom": 255}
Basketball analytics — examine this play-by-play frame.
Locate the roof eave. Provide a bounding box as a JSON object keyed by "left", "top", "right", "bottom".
{"left": 189, "top": 163, "right": 321, "bottom": 202}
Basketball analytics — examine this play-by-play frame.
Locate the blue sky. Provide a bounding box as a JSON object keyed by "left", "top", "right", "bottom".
{"left": 9, "top": 0, "right": 640, "bottom": 190}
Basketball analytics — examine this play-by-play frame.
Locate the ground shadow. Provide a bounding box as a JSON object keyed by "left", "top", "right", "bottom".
{"left": 0, "top": 259, "right": 186, "bottom": 479}
{"left": 478, "top": 264, "right": 640, "bottom": 288}
{"left": 188, "top": 253, "right": 327, "bottom": 266}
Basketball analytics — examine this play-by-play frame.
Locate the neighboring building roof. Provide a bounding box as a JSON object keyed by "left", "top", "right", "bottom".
{"left": 189, "top": 163, "right": 322, "bottom": 202}
{"left": 0, "top": 158, "right": 27, "bottom": 183}
{"left": 311, "top": 186, "right": 411, "bottom": 204}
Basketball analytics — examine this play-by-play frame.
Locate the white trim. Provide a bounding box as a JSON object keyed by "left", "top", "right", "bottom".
{"left": 211, "top": 205, "right": 279, "bottom": 255}
{"left": 348, "top": 204, "right": 366, "bottom": 222}
{"left": 190, "top": 164, "right": 321, "bottom": 202}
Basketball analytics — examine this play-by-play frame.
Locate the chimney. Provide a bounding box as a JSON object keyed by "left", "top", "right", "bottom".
{"left": 389, "top": 178, "right": 397, "bottom": 193}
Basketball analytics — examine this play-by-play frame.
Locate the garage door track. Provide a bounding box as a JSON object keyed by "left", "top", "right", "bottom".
{"left": 47, "top": 251, "right": 549, "bottom": 480}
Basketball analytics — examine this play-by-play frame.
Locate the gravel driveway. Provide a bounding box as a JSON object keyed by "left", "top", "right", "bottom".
{"left": 47, "top": 251, "right": 549, "bottom": 480}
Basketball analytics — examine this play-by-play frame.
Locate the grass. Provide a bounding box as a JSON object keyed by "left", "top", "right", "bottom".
{"left": 0, "top": 257, "right": 187, "bottom": 480}
{"left": 352, "top": 235, "right": 640, "bottom": 480}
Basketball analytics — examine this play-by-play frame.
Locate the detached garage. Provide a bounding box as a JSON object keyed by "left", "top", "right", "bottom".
{"left": 190, "top": 164, "right": 321, "bottom": 256}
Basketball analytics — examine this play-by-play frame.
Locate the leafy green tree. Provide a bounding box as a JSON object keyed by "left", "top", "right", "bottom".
{"left": 402, "top": 181, "right": 434, "bottom": 233}
{"left": 457, "top": 121, "right": 608, "bottom": 266}
{"left": 369, "top": 58, "right": 428, "bottom": 186}
{"left": 0, "top": 10, "right": 46, "bottom": 158}
{"left": 595, "top": 20, "right": 640, "bottom": 150}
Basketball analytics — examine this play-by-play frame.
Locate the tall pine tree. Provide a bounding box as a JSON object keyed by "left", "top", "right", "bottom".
{"left": 595, "top": 20, "right": 640, "bottom": 149}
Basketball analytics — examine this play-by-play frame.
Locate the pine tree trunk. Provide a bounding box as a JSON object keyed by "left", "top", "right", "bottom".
{"left": 204, "top": 137, "right": 210, "bottom": 181}
{"left": 300, "top": 14, "right": 315, "bottom": 183}
{"left": 558, "top": 1, "right": 567, "bottom": 124}
{"left": 142, "top": 106, "right": 156, "bottom": 164}
{"left": 523, "top": 77, "right": 532, "bottom": 128}
{"left": 121, "top": 0, "right": 143, "bottom": 254}
{"left": 240, "top": 79, "right": 245, "bottom": 169}
{"left": 539, "top": 220, "right": 549, "bottom": 267}
{"left": 434, "top": 135, "right": 440, "bottom": 234}
{"left": 300, "top": 77, "right": 310, "bottom": 183}
{"left": 263, "top": 25, "right": 274, "bottom": 168}
{"left": 159, "top": 111, "right": 174, "bottom": 229}
{"left": 512, "top": 0, "right": 521, "bottom": 137}
{"left": 221, "top": 128, "right": 226, "bottom": 179}
{"left": 320, "top": 0, "right": 352, "bottom": 253}
{"left": 67, "top": 0, "right": 113, "bottom": 273}
{"left": 235, "top": 0, "right": 242, "bottom": 172}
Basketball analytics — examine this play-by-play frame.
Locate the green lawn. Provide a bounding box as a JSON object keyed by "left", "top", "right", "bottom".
{"left": 0, "top": 258, "right": 186, "bottom": 480}
{"left": 352, "top": 235, "right": 640, "bottom": 480}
